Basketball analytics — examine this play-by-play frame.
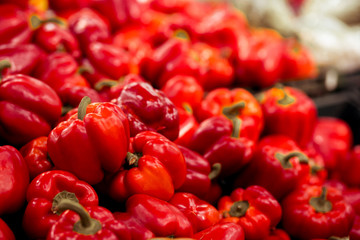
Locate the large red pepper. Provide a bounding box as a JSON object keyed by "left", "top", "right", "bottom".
{"left": 193, "top": 222, "right": 245, "bottom": 240}
{"left": 47, "top": 97, "right": 130, "bottom": 184}
{"left": 258, "top": 84, "right": 317, "bottom": 147}
{"left": 0, "top": 145, "right": 29, "bottom": 215}
{"left": 218, "top": 185, "right": 282, "bottom": 240}
{"left": 117, "top": 81, "right": 179, "bottom": 141}
{"left": 19, "top": 136, "right": 53, "bottom": 180}
{"left": 196, "top": 87, "right": 263, "bottom": 142}
{"left": 47, "top": 200, "right": 131, "bottom": 239}
{"left": 282, "top": 185, "right": 355, "bottom": 239}
{"left": 169, "top": 192, "right": 220, "bottom": 234}
{"left": 0, "top": 73, "right": 62, "bottom": 146}
{"left": 0, "top": 218, "right": 15, "bottom": 240}
{"left": 235, "top": 135, "right": 310, "bottom": 200}
{"left": 22, "top": 170, "right": 99, "bottom": 239}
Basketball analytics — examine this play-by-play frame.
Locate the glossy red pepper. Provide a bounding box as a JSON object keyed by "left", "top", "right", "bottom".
{"left": 170, "top": 192, "right": 220, "bottom": 234}
{"left": 338, "top": 145, "right": 360, "bottom": 187}
{"left": 19, "top": 136, "right": 53, "bottom": 180}
{"left": 22, "top": 170, "right": 99, "bottom": 239}
{"left": 282, "top": 185, "right": 355, "bottom": 239}
{"left": 218, "top": 185, "right": 282, "bottom": 240}
{"left": 258, "top": 85, "right": 317, "bottom": 147}
{"left": 174, "top": 107, "right": 199, "bottom": 148}
{"left": 235, "top": 135, "right": 310, "bottom": 200}
{"left": 0, "top": 145, "right": 29, "bottom": 215}
{"left": 113, "top": 212, "right": 155, "bottom": 239}
{"left": 117, "top": 81, "right": 179, "bottom": 141}
{"left": 47, "top": 200, "right": 131, "bottom": 239}
{"left": 0, "top": 218, "right": 15, "bottom": 240}
{"left": 47, "top": 97, "right": 130, "bottom": 184}
{"left": 0, "top": 73, "right": 62, "bottom": 146}
{"left": 150, "top": 0, "right": 190, "bottom": 13}
{"left": 196, "top": 88, "right": 263, "bottom": 142}
{"left": 193, "top": 222, "right": 245, "bottom": 240}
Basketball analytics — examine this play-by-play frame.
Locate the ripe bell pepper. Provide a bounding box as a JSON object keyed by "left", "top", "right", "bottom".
{"left": 282, "top": 185, "right": 355, "bottom": 239}
{"left": 235, "top": 135, "right": 310, "bottom": 200}
{"left": 19, "top": 136, "right": 53, "bottom": 180}
{"left": 113, "top": 212, "right": 155, "bottom": 239}
{"left": 338, "top": 145, "right": 360, "bottom": 188}
{"left": 169, "top": 192, "right": 220, "bottom": 234}
{"left": 47, "top": 200, "right": 131, "bottom": 239}
{"left": 22, "top": 170, "right": 99, "bottom": 239}
{"left": 258, "top": 84, "right": 317, "bottom": 147}
{"left": 47, "top": 97, "right": 130, "bottom": 184}
{"left": 0, "top": 73, "right": 62, "bottom": 146}
{"left": 196, "top": 87, "right": 263, "bottom": 142}
{"left": 264, "top": 229, "right": 291, "bottom": 240}
{"left": 0, "top": 218, "right": 15, "bottom": 240}
{"left": 117, "top": 81, "right": 179, "bottom": 141}
{"left": 193, "top": 222, "right": 245, "bottom": 240}
{"left": 0, "top": 145, "right": 29, "bottom": 215}
{"left": 218, "top": 185, "right": 282, "bottom": 240}
{"left": 174, "top": 107, "right": 199, "bottom": 148}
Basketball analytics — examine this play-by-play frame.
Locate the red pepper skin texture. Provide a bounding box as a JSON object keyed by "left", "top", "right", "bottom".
{"left": 0, "top": 74, "right": 62, "bottom": 146}
{"left": 23, "top": 170, "right": 99, "bottom": 239}
{"left": 19, "top": 136, "right": 53, "bottom": 180}
{"left": 174, "top": 107, "right": 199, "bottom": 148}
{"left": 58, "top": 84, "right": 104, "bottom": 107}
{"left": 47, "top": 205, "right": 131, "bottom": 240}
{"left": 0, "top": 146, "right": 29, "bottom": 215}
{"left": 258, "top": 85, "right": 317, "bottom": 147}
{"left": 117, "top": 81, "right": 179, "bottom": 141}
{"left": 0, "top": 218, "right": 15, "bottom": 240}
{"left": 196, "top": 88, "right": 263, "bottom": 142}
{"left": 132, "top": 131, "right": 186, "bottom": 189}
{"left": 47, "top": 102, "right": 130, "bottom": 184}
{"left": 125, "top": 194, "right": 193, "bottom": 238}
{"left": 350, "top": 215, "right": 360, "bottom": 240}
{"left": 170, "top": 192, "right": 220, "bottom": 234}
{"left": 282, "top": 185, "right": 355, "bottom": 240}
{"left": 218, "top": 185, "right": 282, "bottom": 240}
{"left": 235, "top": 135, "right": 310, "bottom": 200}
{"left": 264, "top": 229, "right": 291, "bottom": 240}
{"left": 48, "top": 0, "right": 91, "bottom": 13}
{"left": 193, "top": 222, "right": 245, "bottom": 240}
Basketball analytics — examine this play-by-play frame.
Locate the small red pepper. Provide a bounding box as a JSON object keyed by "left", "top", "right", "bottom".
{"left": 22, "top": 170, "right": 99, "bottom": 239}
{"left": 169, "top": 192, "right": 220, "bottom": 234}
{"left": 47, "top": 97, "right": 130, "bottom": 184}
{"left": 0, "top": 145, "right": 29, "bottom": 215}
{"left": 0, "top": 73, "right": 62, "bottom": 146}
{"left": 218, "top": 185, "right": 282, "bottom": 240}
{"left": 193, "top": 222, "right": 245, "bottom": 240}
{"left": 117, "top": 81, "right": 179, "bottom": 141}
{"left": 0, "top": 218, "right": 15, "bottom": 240}
{"left": 282, "top": 185, "right": 355, "bottom": 239}
{"left": 258, "top": 84, "right": 317, "bottom": 147}
{"left": 19, "top": 136, "right": 53, "bottom": 180}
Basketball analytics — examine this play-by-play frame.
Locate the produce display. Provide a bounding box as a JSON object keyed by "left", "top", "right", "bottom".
{"left": 0, "top": 0, "right": 358, "bottom": 239}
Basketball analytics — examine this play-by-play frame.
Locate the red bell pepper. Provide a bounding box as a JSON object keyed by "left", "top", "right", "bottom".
{"left": 113, "top": 212, "right": 155, "bottom": 239}
{"left": 47, "top": 97, "right": 130, "bottom": 184}
{"left": 106, "top": 151, "right": 175, "bottom": 202}
{"left": 174, "top": 107, "right": 199, "bottom": 148}
{"left": 0, "top": 145, "right": 29, "bottom": 215}
{"left": 235, "top": 135, "right": 310, "bottom": 200}
{"left": 0, "top": 218, "right": 15, "bottom": 240}
{"left": 218, "top": 185, "right": 282, "bottom": 240}
{"left": 196, "top": 87, "right": 263, "bottom": 142}
{"left": 123, "top": 194, "right": 193, "bottom": 238}
{"left": 170, "top": 192, "right": 220, "bottom": 234}
{"left": 264, "top": 229, "right": 291, "bottom": 240}
{"left": 201, "top": 181, "right": 223, "bottom": 206}
{"left": 350, "top": 215, "right": 360, "bottom": 240}
{"left": 22, "top": 170, "right": 98, "bottom": 239}
{"left": 47, "top": 200, "right": 131, "bottom": 239}
{"left": 258, "top": 84, "right": 317, "bottom": 147}
{"left": 193, "top": 222, "right": 245, "bottom": 240}
{"left": 282, "top": 185, "right": 355, "bottom": 239}
{"left": 299, "top": 148, "right": 328, "bottom": 186}
{"left": 117, "top": 81, "right": 179, "bottom": 141}
{"left": 19, "top": 136, "right": 53, "bottom": 180}
{"left": 0, "top": 73, "right": 62, "bottom": 146}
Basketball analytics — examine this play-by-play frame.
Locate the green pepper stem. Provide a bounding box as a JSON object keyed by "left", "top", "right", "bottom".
{"left": 228, "top": 201, "right": 249, "bottom": 218}
{"left": 309, "top": 187, "right": 333, "bottom": 213}
{"left": 77, "top": 96, "right": 92, "bottom": 120}
{"left": 222, "top": 102, "right": 245, "bottom": 139}
{"left": 274, "top": 84, "right": 295, "bottom": 105}
{"left": 275, "top": 151, "right": 308, "bottom": 169}
{"left": 208, "top": 163, "right": 222, "bottom": 180}
{"left": 30, "top": 15, "right": 64, "bottom": 29}
{"left": 0, "top": 60, "right": 11, "bottom": 81}
{"left": 94, "top": 79, "right": 119, "bottom": 91}
{"left": 52, "top": 191, "right": 79, "bottom": 215}
{"left": 126, "top": 152, "right": 140, "bottom": 167}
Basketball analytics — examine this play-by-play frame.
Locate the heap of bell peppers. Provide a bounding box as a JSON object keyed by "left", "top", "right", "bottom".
{"left": 2, "top": 0, "right": 359, "bottom": 239}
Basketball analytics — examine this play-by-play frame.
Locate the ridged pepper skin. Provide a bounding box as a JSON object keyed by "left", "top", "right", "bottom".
{"left": 0, "top": 74, "right": 62, "bottom": 146}
{"left": 0, "top": 145, "right": 29, "bottom": 215}
{"left": 0, "top": 218, "right": 15, "bottom": 240}
{"left": 22, "top": 170, "right": 99, "bottom": 239}
{"left": 193, "top": 222, "right": 245, "bottom": 240}
{"left": 169, "top": 192, "right": 220, "bottom": 234}
{"left": 218, "top": 185, "right": 282, "bottom": 240}
{"left": 282, "top": 185, "right": 355, "bottom": 240}
{"left": 117, "top": 81, "right": 179, "bottom": 141}
{"left": 47, "top": 99, "right": 130, "bottom": 184}
{"left": 235, "top": 135, "right": 310, "bottom": 200}
{"left": 258, "top": 85, "right": 317, "bottom": 147}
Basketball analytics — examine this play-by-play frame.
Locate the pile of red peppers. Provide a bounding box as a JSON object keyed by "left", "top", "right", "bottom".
{"left": 0, "top": 0, "right": 358, "bottom": 240}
